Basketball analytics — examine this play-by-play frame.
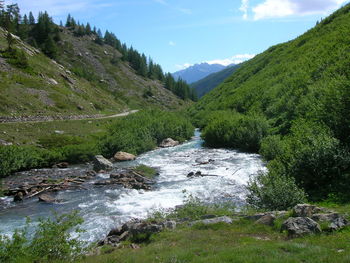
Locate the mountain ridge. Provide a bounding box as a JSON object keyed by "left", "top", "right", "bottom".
{"left": 172, "top": 62, "right": 227, "bottom": 84}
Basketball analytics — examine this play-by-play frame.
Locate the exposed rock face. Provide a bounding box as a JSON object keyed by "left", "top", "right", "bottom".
{"left": 47, "top": 78, "right": 58, "bottom": 85}
{"left": 100, "top": 219, "right": 176, "bottom": 247}
{"left": 93, "top": 155, "right": 113, "bottom": 172}
{"left": 293, "top": 204, "right": 324, "bottom": 217}
{"left": 114, "top": 152, "right": 136, "bottom": 162}
{"left": 159, "top": 138, "right": 179, "bottom": 148}
{"left": 311, "top": 213, "right": 348, "bottom": 231}
{"left": 189, "top": 216, "right": 233, "bottom": 226}
{"left": 281, "top": 217, "right": 321, "bottom": 237}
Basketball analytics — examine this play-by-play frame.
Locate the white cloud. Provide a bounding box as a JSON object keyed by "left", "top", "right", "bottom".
{"left": 253, "top": 0, "right": 349, "bottom": 20}
{"left": 175, "top": 63, "right": 193, "bottom": 70}
{"left": 169, "top": 41, "right": 176, "bottom": 46}
{"left": 239, "top": 0, "right": 249, "bottom": 20}
{"left": 206, "top": 54, "right": 255, "bottom": 66}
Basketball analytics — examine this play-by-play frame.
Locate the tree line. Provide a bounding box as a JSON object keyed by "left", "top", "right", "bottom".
{"left": 0, "top": 2, "right": 197, "bottom": 101}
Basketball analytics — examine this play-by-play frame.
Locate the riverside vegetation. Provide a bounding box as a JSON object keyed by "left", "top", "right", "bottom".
{"left": 1, "top": 2, "right": 350, "bottom": 263}
{"left": 190, "top": 3, "right": 350, "bottom": 207}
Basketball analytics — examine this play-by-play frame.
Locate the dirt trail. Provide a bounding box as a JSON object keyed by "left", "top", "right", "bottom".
{"left": 0, "top": 110, "right": 139, "bottom": 124}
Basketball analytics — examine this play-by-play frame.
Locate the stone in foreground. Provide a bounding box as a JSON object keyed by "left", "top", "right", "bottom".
{"left": 114, "top": 152, "right": 136, "bottom": 162}
{"left": 159, "top": 138, "right": 179, "bottom": 148}
{"left": 281, "top": 217, "right": 321, "bottom": 237}
{"left": 93, "top": 155, "right": 113, "bottom": 172}
{"left": 293, "top": 204, "right": 323, "bottom": 217}
{"left": 312, "top": 213, "right": 349, "bottom": 231}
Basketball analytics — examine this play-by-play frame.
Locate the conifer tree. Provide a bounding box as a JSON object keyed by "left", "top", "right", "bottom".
{"left": 23, "top": 14, "right": 28, "bottom": 25}
{"left": 29, "top": 11, "right": 35, "bottom": 25}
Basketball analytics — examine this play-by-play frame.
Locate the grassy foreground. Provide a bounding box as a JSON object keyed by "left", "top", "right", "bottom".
{"left": 82, "top": 203, "right": 350, "bottom": 263}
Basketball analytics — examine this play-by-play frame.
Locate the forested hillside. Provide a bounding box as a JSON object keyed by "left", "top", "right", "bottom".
{"left": 0, "top": 4, "right": 196, "bottom": 117}
{"left": 190, "top": 4, "right": 350, "bottom": 204}
{"left": 190, "top": 64, "right": 240, "bottom": 98}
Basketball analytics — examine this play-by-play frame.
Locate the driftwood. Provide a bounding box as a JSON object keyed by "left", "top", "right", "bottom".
{"left": 25, "top": 187, "right": 51, "bottom": 199}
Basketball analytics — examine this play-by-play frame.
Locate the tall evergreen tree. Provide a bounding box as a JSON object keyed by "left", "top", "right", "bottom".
{"left": 29, "top": 11, "right": 35, "bottom": 25}
{"left": 22, "top": 14, "right": 28, "bottom": 25}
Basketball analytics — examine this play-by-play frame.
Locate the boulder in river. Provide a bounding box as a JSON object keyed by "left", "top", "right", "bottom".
{"left": 38, "top": 194, "right": 55, "bottom": 203}
{"left": 114, "top": 152, "right": 136, "bottom": 162}
{"left": 159, "top": 138, "right": 179, "bottom": 148}
{"left": 93, "top": 155, "right": 113, "bottom": 172}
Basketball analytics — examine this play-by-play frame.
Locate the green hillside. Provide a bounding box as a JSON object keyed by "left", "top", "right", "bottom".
{"left": 190, "top": 4, "right": 350, "bottom": 203}
{"left": 0, "top": 10, "right": 196, "bottom": 118}
{"left": 190, "top": 64, "right": 240, "bottom": 98}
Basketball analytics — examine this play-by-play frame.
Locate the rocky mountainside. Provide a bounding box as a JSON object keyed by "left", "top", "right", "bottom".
{"left": 0, "top": 27, "right": 188, "bottom": 118}
{"left": 172, "top": 63, "right": 226, "bottom": 84}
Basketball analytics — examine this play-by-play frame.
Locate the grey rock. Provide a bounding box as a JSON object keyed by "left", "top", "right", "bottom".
{"left": 93, "top": 155, "right": 113, "bottom": 172}
{"left": 160, "top": 138, "right": 179, "bottom": 148}
{"left": 161, "top": 220, "right": 177, "bottom": 230}
{"left": 312, "top": 213, "right": 349, "bottom": 231}
{"left": 281, "top": 217, "right": 321, "bottom": 237}
{"left": 256, "top": 214, "right": 276, "bottom": 226}
{"left": 293, "top": 204, "right": 323, "bottom": 217}
{"left": 38, "top": 194, "right": 55, "bottom": 203}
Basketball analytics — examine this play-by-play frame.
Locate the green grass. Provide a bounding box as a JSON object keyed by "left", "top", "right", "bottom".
{"left": 0, "top": 118, "right": 114, "bottom": 145}
{"left": 82, "top": 219, "right": 350, "bottom": 263}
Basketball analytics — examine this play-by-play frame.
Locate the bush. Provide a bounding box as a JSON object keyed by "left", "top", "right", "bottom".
{"left": 0, "top": 211, "right": 86, "bottom": 263}
{"left": 270, "top": 119, "right": 350, "bottom": 201}
{"left": 246, "top": 172, "right": 307, "bottom": 211}
{"left": 100, "top": 109, "right": 194, "bottom": 157}
{"left": 1, "top": 48, "right": 29, "bottom": 69}
{"left": 202, "top": 111, "right": 270, "bottom": 152}
{"left": 259, "top": 135, "right": 285, "bottom": 161}
{"left": 0, "top": 146, "right": 61, "bottom": 178}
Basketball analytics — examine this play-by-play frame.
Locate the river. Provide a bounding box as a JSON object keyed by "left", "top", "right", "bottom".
{"left": 0, "top": 130, "right": 266, "bottom": 242}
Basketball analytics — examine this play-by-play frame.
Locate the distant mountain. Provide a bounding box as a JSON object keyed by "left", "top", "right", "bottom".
{"left": 190, "top": 64, "right": 240, "bottom": 98}
{"left": 172, "top": 63, "right": 226, "bottom": 84}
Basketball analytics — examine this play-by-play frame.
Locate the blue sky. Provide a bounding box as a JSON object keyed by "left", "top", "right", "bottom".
{"left": 7, "top": 0, "right": 350, "bottom": 72}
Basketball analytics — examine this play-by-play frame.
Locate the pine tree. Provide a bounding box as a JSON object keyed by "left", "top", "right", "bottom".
{"left": 65, "top": 14, "right": 71, "bottom": 27}
{"left": 23, "top": 14, "right": 28, "bottom": 25}
{"left": 86, "top": 22, "right": 92, "bottom": 35}
{"left": 43, "top": 35, "right": 57, "bottom": 58}
{"left": 29, "top": 11, "right": 35, "bottom": 25}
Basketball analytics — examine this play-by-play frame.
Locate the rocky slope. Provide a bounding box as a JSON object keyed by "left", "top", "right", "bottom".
{"left": 0, "top": 27, "right": 188, "bottom": 118}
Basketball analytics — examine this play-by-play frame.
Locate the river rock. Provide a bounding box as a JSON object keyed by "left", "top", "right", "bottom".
{"left": 93, "top": 155, "right": 113, "bottom": 172}
{"left": 281, "top": 217, "right": 321, "bottom": 237}
{"left": 159, "top": 138, "right": 179, "bottom": 148}
{"left": 38, "top": 194, "right": 55, "bottom": 203}
{"left": 13, "top": 191, "right": 24, "bottom": 202}
{"left": 114, "top": 152, "right": 136, "bottom": 162}
{"left": 189, "top": 216, "right": 233, "bottom": 226}
{"left": 311, "top": 213, "right": 349, "bottom": 231}
{"left": 293, "top": 204, "right": 323, "bottom": 217}
{"left": 53, "top": 162, "right": 69, "bottom": 169}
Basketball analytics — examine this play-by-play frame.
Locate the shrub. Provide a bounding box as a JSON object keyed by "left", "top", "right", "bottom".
{"left": 270, "top": 119, "right": 350, "bottom": 201}
{"left": 0, "top": 211, "right": 86, "bottom": 263}
{"left": 0, "top": 146, "right": 61, "bottom": 178}
{"left": 100, "top": 110, "right": 194, "bottom": 157}
{"left": 246, "top": 171, "right": 307, "bottom": 211}
{"left": 259, "top": 135, "right": 285, "bottom": 161}
{"left": 202, "top": 112, "right": 270, "bottom": 152}
{"left": 1, "top": 48, "right": 29, "bottom": 69}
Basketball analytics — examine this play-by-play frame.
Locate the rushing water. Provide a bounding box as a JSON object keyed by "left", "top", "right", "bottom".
{"left": 0, "top": 130, "right": 266, "bottom": 242}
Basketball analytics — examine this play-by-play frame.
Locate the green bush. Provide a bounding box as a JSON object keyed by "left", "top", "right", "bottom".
{"left": 270, "top": 119, "right": 350, "bottom": 201}
{"left": 202, "top": 112, "right": 270, "bottom": 152}
{"left": 100, "top": 109, "right": 194, "bottom": 157}
{"left": 259, "top": 135, "right": 285, "bottom": 161}
{"left": 0, "top": 211, "right": 86, "bottom": 263}
{"left": 0, "top": 146, "right": 61, "bottom": 178}
{"left": 1, "top": 48, "right": 29, "bottom": 69}
{"left": 246, "top": 171, "right": 307, "bottom": 211}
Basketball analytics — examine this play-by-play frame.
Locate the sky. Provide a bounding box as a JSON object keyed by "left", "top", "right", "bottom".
{"left": 6, "top": 0, "right": 350, "bottom": 72}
